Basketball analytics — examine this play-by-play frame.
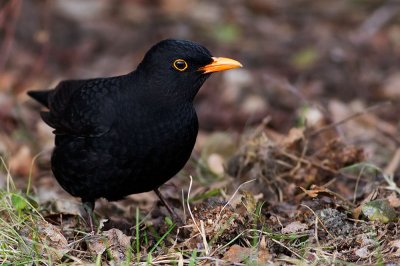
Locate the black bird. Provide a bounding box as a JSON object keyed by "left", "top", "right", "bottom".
{"left": 28, "top": 39, "right": 242, "bottom": 229}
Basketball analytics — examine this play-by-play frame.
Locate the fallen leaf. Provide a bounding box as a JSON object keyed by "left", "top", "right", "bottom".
{"left": 352, "top": 205, "right": 362, "bottom": 220}
{"left": 257, "top": 236, "right": 271, "bottom": 264}
{"left": 281, "top": 221, "right": 308, "bottom": 234}
{"left": 387, "top": 192, "right": 400, "bottom": 208}
{"left": 222, "top": 244, "right": 251, "bottom": 263}
{"left": 11, "top": 194, "right": 28, "bottom": 212}
{"left": 389, "top": 240, "right": 400, "bottom": 256}
{"left": 103, "top": 228, "right": 132, "bottom": 263}
{"left": 87, "top": 228, "right": 131, "bottom": 262}
{"left": 355, "top": 247, "right": 369, "bottom": 259}
{"left": 242, "top": 190, "right": 257, "bottom": 214}
{"left": 281, "top": 128, "right": 304, "bottom": 147}
{"left": 299, "top": 186, "right": 327, "bottom": 198}
{"left": 37, "top": 220, "right": 70, "bottom": 260}
{"left": 87, "top": 236, "right": 107, "bottom": 255}
{"left": 9, "top": 145, "right": 36, "bottom": 176}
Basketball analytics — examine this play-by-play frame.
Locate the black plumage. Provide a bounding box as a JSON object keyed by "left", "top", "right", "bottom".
{"left": 28, "top": 39, "right": 242, "bottom": 226}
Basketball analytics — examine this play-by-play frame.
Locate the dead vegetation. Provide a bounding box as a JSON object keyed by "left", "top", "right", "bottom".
{"left": 1, "top": 0, "right": 400, "bottom": 265}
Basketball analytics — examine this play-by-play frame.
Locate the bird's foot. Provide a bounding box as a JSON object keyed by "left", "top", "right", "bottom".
{"left": 154, "top": 188, "right": 184, "bottom": 225}
{"left": 82, "top": 200, "right": 96, "bottom": 233}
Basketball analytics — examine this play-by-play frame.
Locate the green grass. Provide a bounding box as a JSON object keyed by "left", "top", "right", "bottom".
{"left": 0, "top": 157, "right": 47, "bottom": 264}
{"left": 0, "top": 184, "right": 183, "bottom": 265}
{"left": 0, "top": 188, "right": 53, "bottom": 264}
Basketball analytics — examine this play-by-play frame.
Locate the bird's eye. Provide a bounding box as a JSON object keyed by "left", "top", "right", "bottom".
{"left": 173, "top": 59, "right": 188, "bottom": 71}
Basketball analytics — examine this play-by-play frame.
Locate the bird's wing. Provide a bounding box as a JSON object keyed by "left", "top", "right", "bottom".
{"left": 42, "top": 78, "right": 119, "bottom": 137}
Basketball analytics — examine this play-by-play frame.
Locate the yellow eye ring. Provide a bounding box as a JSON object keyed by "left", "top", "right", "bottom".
{"left": 173, "top": 59, "right": 188, "bottom": 71}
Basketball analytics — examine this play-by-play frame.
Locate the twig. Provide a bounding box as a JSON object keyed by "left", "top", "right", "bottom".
{"left": 352, "top": 0, "right": 400, "bottom": 44}
{"left": 26, "top": 150, "right": 46, "bottom": 195}
{"left": 279, "top": 150, "right": 339, "bottom": 175}
{"left": 262, "top": 75, "right": 310, "bottom": 106}
{"left": 186, "top": 176, "right": 209, "bottom": 255}
{"left": 309, "top": 101, "right": 392, "bottom": 138}
{"left": 384, "top": 148, "right": 400, "bottom": 176}
{"left": 219, "top": 179, "right": 256, "bottom": 216}
{"left": 382, "top": 174, "right": 400, "bottom": 195}
{"left": 271, "top": 238, "right": 308, "bottom": 262}
{"left": 379, "top": 129, "right": 400, "bottom": 146}
{"left": 301, "top": 204, "right": 336, "bottom": 240}
{"left": 353, "top": 164, "right": 367, "bottom": 204}
{"left": 181, "top": 189, "right": 186, "bottom": 224}
{"left": 200, "top": 220, "right": 209, "bottom": 255}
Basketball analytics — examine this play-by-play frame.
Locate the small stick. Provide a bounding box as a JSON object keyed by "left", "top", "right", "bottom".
{"left": 186, "top": 176, "right": 209, "bottom": 255}
{"left": 384, "top": 148, "right": 400, "bottom": 177}
{"left": 309, "top": 101, "right": 392, "bottom": 138}
{"left": 154, "top": 188, "right": 180, "bottom": 222}
{"left": 219, "top": 179, "right": 256, "bottom": 216}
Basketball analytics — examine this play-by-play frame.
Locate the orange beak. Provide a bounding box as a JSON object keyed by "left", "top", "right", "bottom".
{"left": 199, "top": 57, "right": 243, "bottom": 74}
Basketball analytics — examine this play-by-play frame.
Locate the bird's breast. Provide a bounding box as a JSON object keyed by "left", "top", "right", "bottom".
{"left": 113, "top": 103, "right": 199, "bottom": 177}
{"left": 51, "top": 103, "right": 199, "bottom": 198}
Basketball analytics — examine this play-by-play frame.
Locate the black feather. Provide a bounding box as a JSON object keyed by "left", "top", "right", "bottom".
{"left": 27, "top": 39, "right": 239, "bottom": 221}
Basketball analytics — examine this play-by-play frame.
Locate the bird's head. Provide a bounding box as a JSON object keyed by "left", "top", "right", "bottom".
{"left": 136, "top": 39, "right": 242, "bottom": 101}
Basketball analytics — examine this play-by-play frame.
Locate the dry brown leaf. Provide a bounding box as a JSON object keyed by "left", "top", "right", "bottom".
{"left": 37, "top": 220, "right": 70, "bottom": 260}
{"left": 103, "top": 228, "right": 132, "bottom": 263}
{"left": 352, "top": 205, "right": 362, "bottom": 220}
{"left": 299, "top": 186, "right": 325, "bottom": 198}
{"left": 389, "top": 240, "right": 400, "bottom": 256}
{"left": 87, "top": 228, "right": 131, "bottom": 262}
{"left": 281, "top": 127, "right": 304, "bottom": 147}
{"left": 222, "top": 244, "right": 251, "bottom": 263}
{"left": 87, "top": 237, "right": 107, "bottom": 255}
{"left": 54, "top": 199, "right": 82, "bottom": 216}
{"left": 387, "top": 192, "right": 400, "bottom": 208}
{"left": 9, "top": 145, "right": 36, "bottom": 176}
{"left": 257, "top": 236, "right": 271, "bottom": 264}
{"left": 281, "top": 221, "right": 308, "bottom": 234}
{"left": 355, "top": 247, "right": 370, "bottom": 259}
{"left": 242, "top": 190, "right": 257, "bottom": 214}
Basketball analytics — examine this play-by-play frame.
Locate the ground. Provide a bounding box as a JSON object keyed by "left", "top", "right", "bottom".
{"left": 1, "top": 0, "right": 400, "bottom": 265}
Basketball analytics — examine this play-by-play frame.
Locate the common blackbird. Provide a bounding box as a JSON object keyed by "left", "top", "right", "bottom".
{"left": 28, "top": 39, "right": 242, "bottom": 228}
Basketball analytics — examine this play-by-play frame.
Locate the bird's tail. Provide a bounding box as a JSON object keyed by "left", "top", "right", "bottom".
{"left": 27, "top": 90, "right": 52, "bottom": 108}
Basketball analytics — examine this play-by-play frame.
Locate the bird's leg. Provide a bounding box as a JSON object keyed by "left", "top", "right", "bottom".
{"left": 154, "top": 188, "right": 181, "bottom": 223}
{"left": 82, "top": 200, "right": 95, "bottom": 233}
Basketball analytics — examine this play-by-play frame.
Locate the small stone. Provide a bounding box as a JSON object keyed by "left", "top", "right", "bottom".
{"left": 361, "top": 199, "right": 398, "bottom": 223}
{"left": 355, "top": 247, "right": 369, "bottom": 258}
